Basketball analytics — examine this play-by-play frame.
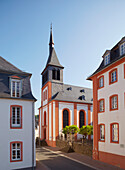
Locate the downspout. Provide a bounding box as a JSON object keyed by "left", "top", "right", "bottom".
{"left": 32, "top": 102, "right": 35, "bottom": 170}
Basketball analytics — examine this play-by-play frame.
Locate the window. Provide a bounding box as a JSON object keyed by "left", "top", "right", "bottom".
{"left": 120, "top": 42, "right": 125, "bottom": 56}
{"left": 10, "top": 142, "right": 23, "bottom": 162}
{"left": 104, "top": 53, "right": 110, "bottom": 65}
{"left": 111, "top": 70, "right": 117, "bottom": 82}
{"left": 110, "top": 95, "right": 118, "bottom": 111}
{"left": 43, "top": 90, "right": 47, "bottom": 101}
{"left": 46, "top": 90, "right": 47, "bottom": 100}
{"left": 11, "top": 79, "right": 21, "bottom": 97}
{"left": 79, "top": 95, "right": 85, "bottom": 100}
{"left": 82, "top": 95, "right": 85, "bottom": 100}
{"left": 52, "top": 69, "right": 60, "bottom": 81}
{"left": 79, "top": 110, "right": 85, "bottom": 128}
{"left": 99, "top": 99, "right": 105, "bottom": 112}
{"left": 42, "top": 70, "right": 48, "bottom": 85}
{"left": 44, "top": 111, "right": 46, "bottom": 126}
{"left": 99, "top": 124, "right": 105, "bottom": 141}
{"left": 63, "top": 109, "right": 69, "bottom": 128}
{"left": 110, "top": 123, "right": 119, "bottom": 143}
{"left": 10, "top": 105, "right": 22, "bottom": 129}
{"left": 52, "top": 69, "right": 56, "bottom": 80}
{"left": 67, "top": 87, "right": 72, "bottom": 91}
{"left": 57, "top": 69, "right": 60, "bottom": 80}
{"left": 109, "top": 68, "right": 117, "bottom": 84}
{"left": 98, "top": 76, "right": 104, "bottom": 88}
{"left": 80, "top": 89, "right": 85, "bottom": 93}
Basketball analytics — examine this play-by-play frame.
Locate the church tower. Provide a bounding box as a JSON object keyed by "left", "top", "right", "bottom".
{"left": 41, "top": 25, "right": 64, "bottom": 87}
{"left": 39, "top": 26, "right": 93, "bottom": 148}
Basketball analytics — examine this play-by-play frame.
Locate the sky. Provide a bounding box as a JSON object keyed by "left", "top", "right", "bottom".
{"left": 0, "top": 0, "right": 125, "bottom": 114}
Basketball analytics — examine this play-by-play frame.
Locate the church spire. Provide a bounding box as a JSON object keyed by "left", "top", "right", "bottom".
{"left": 49, "top": 23, "right": 54, "bottom": 52}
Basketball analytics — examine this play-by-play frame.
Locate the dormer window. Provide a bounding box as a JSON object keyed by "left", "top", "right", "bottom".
{"left": 104, "top": 53, "right": 110, "bottom": 65}
{"left": 80, "top": 89, "right": 85, "bottom": 93}
{"left": 67, "top": 87, "right": 72, "bottom": 91}
{"left": 79, "top": 95, "right": 85, "bottom": 100}
{"left": 82, "top": 95, "right": 85, "bottom": 100}
{"left": 11, "top": 79, "right": 21, "bottom": 97}
{"left": 120, "top": 42, "right": 125, "bottom": 56}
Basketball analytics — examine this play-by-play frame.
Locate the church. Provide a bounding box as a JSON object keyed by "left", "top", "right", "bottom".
{"left": 39, "top": 26, "right": 93, "bottom": 147}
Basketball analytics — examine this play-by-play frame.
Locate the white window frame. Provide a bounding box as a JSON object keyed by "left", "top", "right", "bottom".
{"left": 112, "top": 124, "right": 118, "bottom": 142}
{"left": 11, "top": 79, "right": 21, "bottom": 97}
{"left": 111, "top": 70, "right": 116, "bottom": 83}
{"left": 104, "top": 53, "right": 110, "bottom": 65}
{"left": 11, "top": 107, "right": 21, "bottom": 128}
{"left": 11, "top": 143, "right": 22, "bottom": 161}
{"left": 99, "top": 100, "right": 104, "bottom": 112}
{"left": 120, "top": 42, "right": 125, "bottom": 56}
{"left": 99, "top": 77, "right": 104, "bottom": 88}
{"left": 100, "top": 125, "right": 105, "bottom": 141}
{"left": 111, "top": 96, "right": 117, "bottom": 109}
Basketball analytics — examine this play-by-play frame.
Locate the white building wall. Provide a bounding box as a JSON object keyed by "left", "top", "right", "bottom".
{"left": 49, "top": 103, "right": 51, "bottom": 140}
{"left": 98, "top": 62, "right": 125, "bottom": 156}
{"left": 39, "top": 109, "right": 41, "bottom": 138}
{"left": 0, "top": 99, "right": 35, "bottom": 170}
{"left": 53, "top": 102, "right": 56, "bottom": 141}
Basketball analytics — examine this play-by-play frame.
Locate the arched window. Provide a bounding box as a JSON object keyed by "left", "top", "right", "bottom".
{"left": 44, "top": 111, "right": 46, "bottom": 126}
{"left": 52, "top": 69, "right": 56, "bottom": 80}
{"left": 63, "top": 109, "right": 69, "bottom": 128}
{"left": 57, "top": 69, "right": 60, "bottom": 80}
{"left": 79, "top": 110, "right": 85, "bottom": 128}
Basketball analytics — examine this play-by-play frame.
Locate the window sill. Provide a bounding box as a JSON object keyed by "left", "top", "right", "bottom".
{"left": 99, "top": 140, "right": 105, "bottom": 142}
{"left": 110, "top": 141, "right": 119, "bottom": 144}
{"left": 10, "top": 159, "right": 22, "bottom": 162}
{"left": 109, "top": 81, "right": 117, "bottom": 85}
{"left": 110, "top": 108, "right": 118, "bottom": 111}
{"left": 98, "top": 86, "right": 104, "bottom": 90}
{"left": 98, "top": 111, "right": 105, "bottom": 113}
{"left": 10, "top": 126, "right": 22, "bottom": 129}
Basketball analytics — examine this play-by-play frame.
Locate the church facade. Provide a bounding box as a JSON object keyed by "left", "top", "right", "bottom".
{"left": 39, "top": 27, "right": 93, "bottom": 147}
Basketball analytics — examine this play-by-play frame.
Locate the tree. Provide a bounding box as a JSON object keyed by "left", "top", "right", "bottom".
{"left": 79, "top": 125, "right": 93, "bottom": 143}
{"left": 62, "top": 126, "right": 69, "bottom": 135}
{"left": 86, "top": 125, "right": 93, "bottom": 136}
{"left": 69, "top": 125, "right": 79, "bottom": 134}
{"left": 62, "top": 125, "right": 79, "bottom": 142}
{"left": 79, "top": 126, "right": 88, "bottom": 140}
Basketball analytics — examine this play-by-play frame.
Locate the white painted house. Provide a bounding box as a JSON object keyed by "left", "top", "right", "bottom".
{"left": 87, "top": 37, "right": 125, "bottom": 169}
{"left": 0, "top": 56, "right": 36, "bottom": 170}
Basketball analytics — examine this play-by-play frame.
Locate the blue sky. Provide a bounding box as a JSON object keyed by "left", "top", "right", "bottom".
{"left": 0, "top": 0, "right": 125, "bottom": 114}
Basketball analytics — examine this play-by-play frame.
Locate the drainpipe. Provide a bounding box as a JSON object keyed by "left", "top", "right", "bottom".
{"left": 32, "top": 102, "right": 35, "bottom": 170}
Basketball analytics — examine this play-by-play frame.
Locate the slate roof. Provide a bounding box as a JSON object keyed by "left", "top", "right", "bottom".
{"left": 87, "top": 37, "right": 125, "bottom": 80}
{"left": 41, "top": 27, "right": 64, "bottom": 75}
{"left": 52, "top": 84, "right": 93, "bottom": 104}
{"left": 46, "top": 47, "right": 64, "bottom": 68}
{"left": 0, "top": 56, "right": 36, "bottom": 101}
{"left": 0, "top": 56, "right": 31, "bottom": 75}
